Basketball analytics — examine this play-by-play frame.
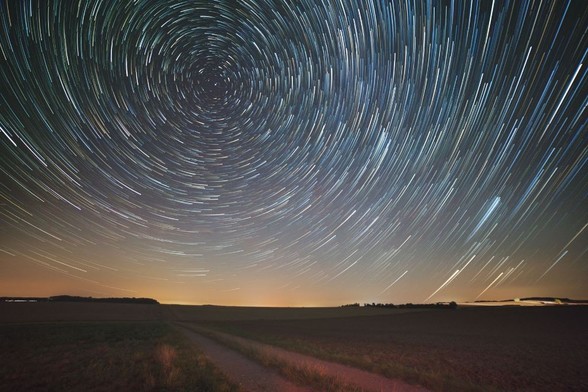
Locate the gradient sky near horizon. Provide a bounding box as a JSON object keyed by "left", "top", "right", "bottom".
{"left": 1, "top": 0, "right": 587, "bottom": 306}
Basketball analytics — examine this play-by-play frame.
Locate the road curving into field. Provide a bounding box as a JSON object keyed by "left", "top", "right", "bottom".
{"left": 177, "top": 323, "right": 311, "bottom": 392}
{"left": 176, "top": 322, "right": 430, "bottom": 392}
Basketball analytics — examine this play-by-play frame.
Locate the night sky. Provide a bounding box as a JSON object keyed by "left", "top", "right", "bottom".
{"left": 1, "top": 0, "right": 587, "bottom": 306}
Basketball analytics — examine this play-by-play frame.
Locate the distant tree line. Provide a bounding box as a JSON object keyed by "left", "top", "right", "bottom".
{"left": 0, "top": 297, "right": 48, "bottom": 303}
{"left": 50, "top": 295, "right": 159, "bottom": 304}
{"left": 342, "top": 301, "right": 458, "bottom": 309}
{"left": 1, "top": 295, "right": 159, "bottom": 304}
{"left": 474, "top": 297, "right": 587, "bottom": 304}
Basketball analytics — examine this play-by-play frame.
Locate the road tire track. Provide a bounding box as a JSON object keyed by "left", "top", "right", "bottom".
{"left": 176, "top": 324, "right": 311, "bottom": 392}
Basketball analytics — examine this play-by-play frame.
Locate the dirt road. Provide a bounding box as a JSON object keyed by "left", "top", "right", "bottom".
{"left": 176, "top": 322, "right": 429, "bottom": 392}
{"left": 177, "top": 324, "right": 311, "bottom": 392}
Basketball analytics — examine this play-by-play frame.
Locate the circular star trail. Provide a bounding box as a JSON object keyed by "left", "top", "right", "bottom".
{"left": 1, "top": 0, "right": 587, "bottom": 304}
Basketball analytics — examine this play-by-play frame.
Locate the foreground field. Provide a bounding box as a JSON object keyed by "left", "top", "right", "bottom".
{"left": 0, "top": 321, "right": 237, "bottom": 392}
{"left": 0, "top": 302, "right": 163, "bottom": 323}
{"left": 2, "top": 302, "right": 586, "bottom": 391}
{"left": 199, "top": 306, "right": 588, "bottom": 392}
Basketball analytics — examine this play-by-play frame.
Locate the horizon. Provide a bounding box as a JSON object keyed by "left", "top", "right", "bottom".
{"left": 3, "top": 293, "right": 587, "bottom": 308}
{"left": 1, "top": 1, "right": 587, "bottom": 307}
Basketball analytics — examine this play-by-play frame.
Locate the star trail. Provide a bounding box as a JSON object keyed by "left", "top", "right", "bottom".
{"left": 1, "top": 0, "right": 587, "bottom": 306}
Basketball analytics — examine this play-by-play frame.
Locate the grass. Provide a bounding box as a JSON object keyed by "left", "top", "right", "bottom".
{"left": 0, "top": 321, "right": 238, "bottom": 392}
{"left": 0, "top": 302, "right": 163, "bottom": 323}
{"left": 183, "top": 324, "right": 362, "bottom": 392}
{"left": 164, "top": 304, "right": 411, "bottom": 321}
{"left": 198, "top": 306, "right": 588, "bottom": 392}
